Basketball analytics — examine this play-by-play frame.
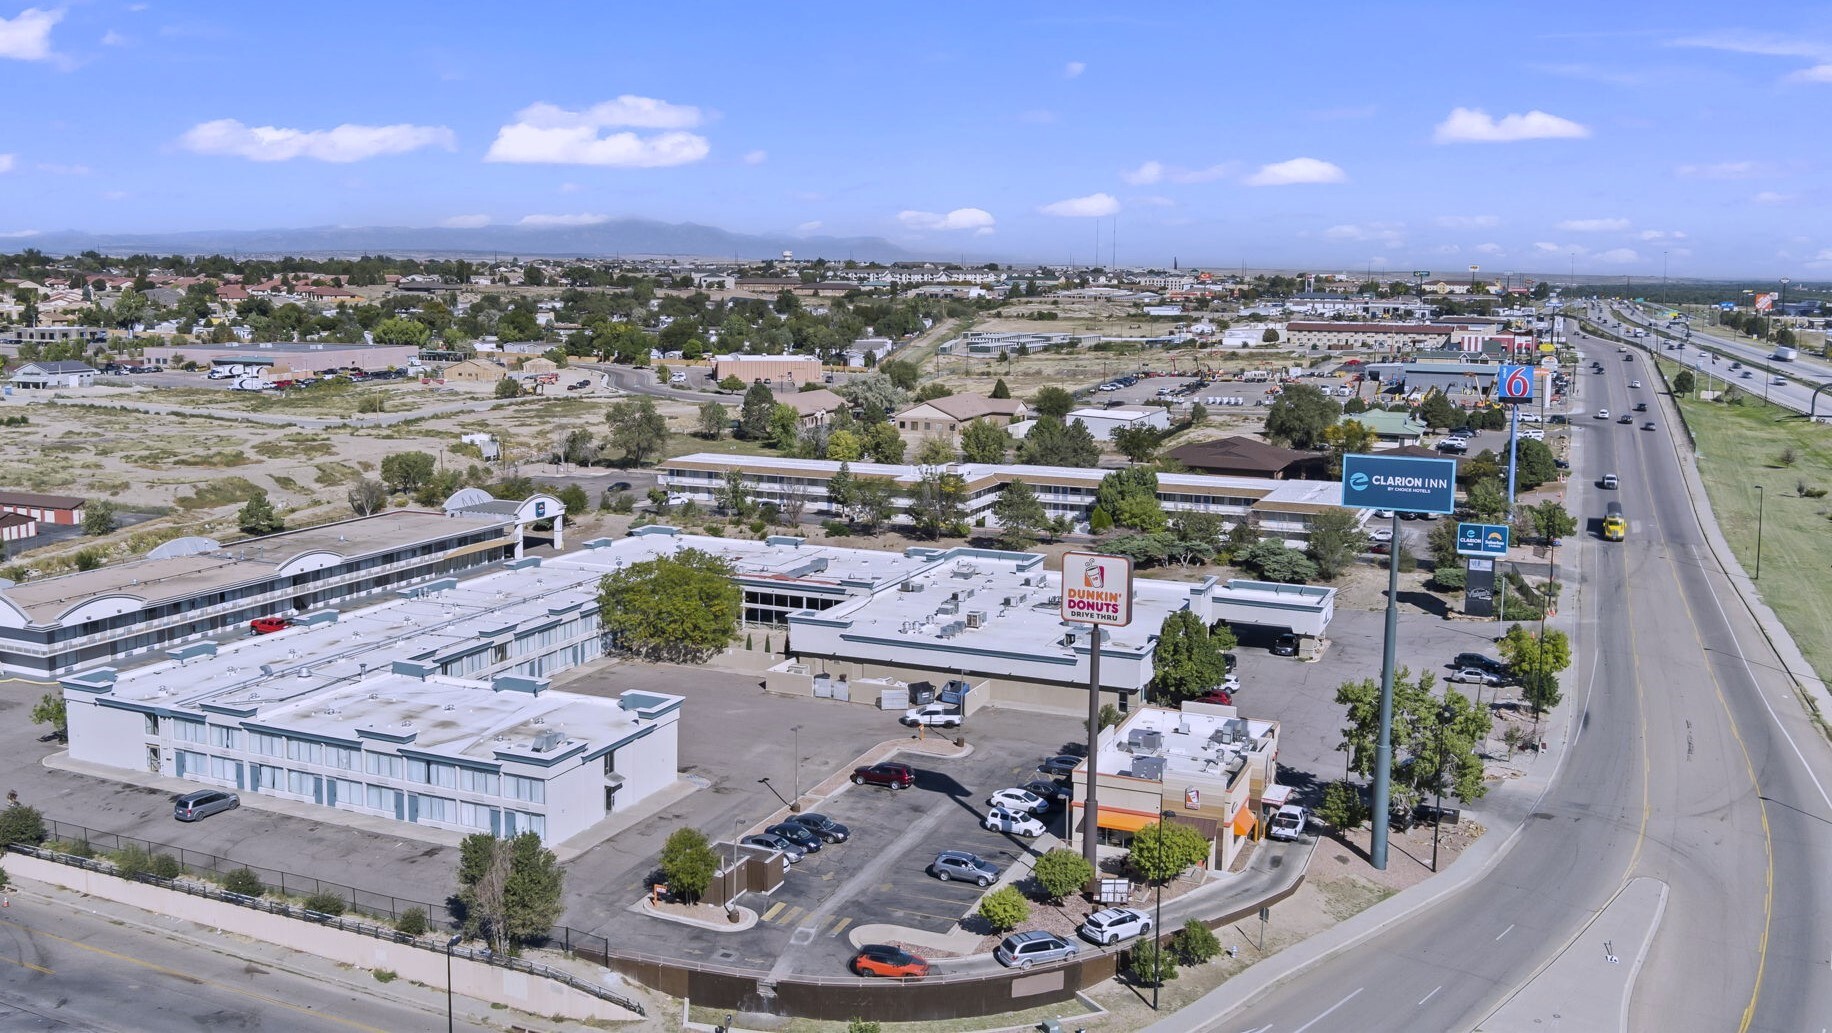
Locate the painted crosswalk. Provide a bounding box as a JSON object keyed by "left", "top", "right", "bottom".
{"left": 756, "top": 902, "right": 854, "bottom": 936}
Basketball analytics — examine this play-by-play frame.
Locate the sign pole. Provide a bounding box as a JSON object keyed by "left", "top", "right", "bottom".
{"left": 1061, "top": 552, "right": 1132, "bottom": 878}
{"left": 1083, "top": 624, "right": 1102, "bottom": 875}
{"left": 1370, "top": 508, "right": 1400, "bottom": 870}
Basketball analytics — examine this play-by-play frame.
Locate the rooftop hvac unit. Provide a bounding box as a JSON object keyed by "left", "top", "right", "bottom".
{"left": 1223, "top": 718, "right": 1249, "bottom": 743}
{"left": 1128, "top": 729, "right": 1164, "bottom": 752}
{"left": 1131, "top": 756, "right": 1167, "bottom": 781}
{"left": 531, "top": 730, "right": 564, "bottom": 753}
{"left": 966, "top": 610, "right": 987, "bottom": 629}
{"left": 899, "top": 579, "right": 926, "bottom": 592}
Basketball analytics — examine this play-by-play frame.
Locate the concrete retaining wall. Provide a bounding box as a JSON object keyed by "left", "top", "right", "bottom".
{"left": 9, "top": 854, "right": 640, "bottom": 1023}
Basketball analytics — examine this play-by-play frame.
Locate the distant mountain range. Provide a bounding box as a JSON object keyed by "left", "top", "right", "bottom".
{"left": 16, "top": 219, "right": 926, "bottom": 263}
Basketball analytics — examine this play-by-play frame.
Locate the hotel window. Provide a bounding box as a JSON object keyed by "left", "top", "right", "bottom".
{"left": 171, "top": 719, "right": 207, "bottom": 744}
{"left": 406, "top": 758, "right": 429, "bottom": 784}
{"left": 210, "top": 755, "right": 237, "bottom": 780}
{"left": 504, "top": 774, "right": 545, "bottom": 804}
{"left": 288, "top": 770, "right": 314, "bottom": 795}
{"left": 417, "top": 795, "right": 453, "bottom": 823}
{"left": 286, "top": 739, "right": 323, "bottom": 765}
{"left": 255, "top": 765, "right": 283, "bottom": 790}
{"left": 429, "top": 763, "right": 457, "bottom": 789}
{"left": 250, "top": 732, "right": 284, "bottom": 757}
{"left": 365, "top": 753, "right": 403, "bottom": 779}
{"left": 459, "top": 768, "right": 499, "bottom": 795}
{"left": 516, "top": 811, "right": 546, "bottom": 839}
{"left": 211, "top": 726, "right": 239, "bottom": 750}
{"left": 326, "top": 745, "right": 358, "bottom": 770}
{"left": 335, "top": 778, "right": 362, "bottom": 804}
{"left": 177, "top": 749, "right": 207, "bottom": 772}
{"left": 366, "top": 784, "right": 391, "bottom": 809}
{"left": 458, "top": 801, "right": 494, "bottom": 829}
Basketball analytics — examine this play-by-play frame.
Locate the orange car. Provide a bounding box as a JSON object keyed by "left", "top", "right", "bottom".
{"left": 851, "top": 944, "right": 929, "bottom": 979}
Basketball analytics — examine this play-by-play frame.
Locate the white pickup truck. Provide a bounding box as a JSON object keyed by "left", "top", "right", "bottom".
{"left": 901, "top": 703, "right": 962, "bottom": 728}
{"left": 1268, "top": 804, "right": 1309, "bottom": 841}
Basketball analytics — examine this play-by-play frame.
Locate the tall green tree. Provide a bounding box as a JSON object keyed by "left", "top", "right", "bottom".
{"left": 1019, "top": 416, "right": 1100, "bottom": 467}
{"left": 380, "top": 451, "right": 437, "bottom": 493}
{"left": 1335, "top": 669, "right": 1490, "bottom": 806}
{"left": 861, "top": 422, "right": 905, "bottom": 463}
{"left": 1237, "top": 539, "right": 1317, "bottom": 583}
{"left": 1416, "top": 391, "right": 1460, "bottom": 430}
{"left": 1512, "top": 438, "right": 1558, "bottom": 490}
{"left": 604, "top": 397, "right": 669, "bottom": 466}
{"left": 738, "top": 382, "right": 776, "bottom": 440}
{"left": 1031, "top": 385, "right": 1075, "bottom": 420}
{"left": 697, "top": 401, "right": 729, "bottom": 439}
{"left": 659, "top": 827, "right": 719, "bottom": 904}
{"left": 992, "top": 481, "right": 1048, "bottom": 549}
{"left": 913, "top": 435, "right": 956, "bottom": 466}
{"left": 347, "top": 478, "right": 387, "bottom": 516}
{"left": 990, "top": 378, "right": 1012, "bottom": 399}
{"left": 1464, "top": 477, "right": 1508, "bottom": 520}
{"left": 1127, "top": 820, "right": 1210, "bottom": 882}
{"left": 1111, "top": 424, "right": 1162, "bottom": 464}
{"left": 237, "top": 490, "right": 284, "bottom": 535}
{"left": 597, "top": 549, "right": 742, "bottom": 662}
{"left": 907, "top": 468, "right": 968, "bottom": 538}
{"left": 82, "top": 500, "right": 117, "bottom": 536}
{"left": 958, "top": 418, "right": 1012, "bottom": 463}
{"left": 1264, "top": 384, "right": 1342, "bottom": 449}
{"left": 456, "top": 832, "right": 565, "bottom": 955}
{"left": 1149, "top": 610, "right": 1230, "bottom": 703}
{"left": 30, "top": 692, "right": 66, "bottom": 741}
{"left": 1673, "top": 369, "right": 1696, "bottom": 395}
{"left": 1321, "top": 418, "right": 1377, "bottom": 477}
{"left": 1527, "top": 500, "right": 1578, "bottom": 544}
{"left": 1304, "top": 508, "right": 1368, "bottom": 580}
{"left": 1094, "top": 466, "right": 1165, "bottom": 530}
{"left": 372, "top": 317, "right": 431, "bottom": 348}
{"left": 1499, "top": 623, "right": 1571, "bottom": 718}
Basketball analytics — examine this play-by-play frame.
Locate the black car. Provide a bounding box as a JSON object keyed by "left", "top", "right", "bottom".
{"left": 1222, "top": 651, "right": 1238, "bottom": 673}
{"left": 1038, "top": 755, "right": 1080, "bottom": 777}
{"left": 787, "top": 812, "right": 850, "bottom": 843}
{"left": 765, "top": 822, "right": 822, "bottom": 853}
{"left": 607, "top": 481, "right": 632, "bottom": 492}
{"left": 1021, "top": 779, "right": 1071, "bottom": 806}
{"left": 1453, "top": 652, "right": 1508, "bottom": 675}
{"left": 1272, "top": 633, "right": 1299, "bottom": 657}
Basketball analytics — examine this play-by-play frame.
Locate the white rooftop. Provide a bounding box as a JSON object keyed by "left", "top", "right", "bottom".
{"left": 1096, "top": 706, "right": 1277, "bottom": 782}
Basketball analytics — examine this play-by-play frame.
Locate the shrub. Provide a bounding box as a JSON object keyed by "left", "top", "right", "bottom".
{"left": 1316, "top": 779, "right": 1370, "bottom": 831}
{"left": 977, "top": 885, "right": 1030, "bottom": 932}
{"left": 1428, "top": 564, "right": 1467, "bottom": 592}
{"left": 112, "top": 845, "right": 153, "bottom": 879}
{"left": 1031, "top": 849, "right": 1093, "bottom": 902}
{"left": 73, "top": 548, "right": 105, "bottom": 572}
{"left": 823, "top": 519, "right": 850, "bottom": 537}
{"left": 150, "top": 853, "right": 183, "bottom": 880}
{"left": 847, "top": 1021, "right": 882, "bottom": 1033}
{"left": 222, "top": 868, "right": 265, "bottom": 897}
{"left": 51, "top": 839, "right": 96, "bottom": 859}
{"left": 372, "top": 969, "right": 398, "bottom": 983}
{"left": 1128, "top": 940, "right": 1177, "bottom": 986}
{"left": 1780, "top": 447, "right": 1798, "bottom": 467}
{"left": 303, "top": 891, "right": 348, "bottom": 916}
{"left": 0, "top": 805, "right": 46, "bottom": 847}
{"left": 1171, "top": 918, "right": 1222, "bottom": 965}
{"left": 396, "top": 907, "right": 429, "bottom": 937}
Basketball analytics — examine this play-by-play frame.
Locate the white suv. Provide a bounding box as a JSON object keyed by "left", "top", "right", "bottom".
{"left": 1078, "top": 907, "right": 1153, "bottom": 945}
{"left": 901, "top": 703, "right": 962, "bottom": 728}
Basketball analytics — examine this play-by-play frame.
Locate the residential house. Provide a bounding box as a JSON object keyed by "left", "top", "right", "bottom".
{"left": 1162, "top": 436, "right": 1328, "bottom": 480}
{"left": 8, "top": 360, "right": 99, "bottom": 389}
{"left": 894, "top": 394, "right": 1029, "bottom": 440}
{"left": 442, "top": 358, "right": 507, "bottom": 383}
{"left": 777, "top": 388, "right": 849, "bottom": 427}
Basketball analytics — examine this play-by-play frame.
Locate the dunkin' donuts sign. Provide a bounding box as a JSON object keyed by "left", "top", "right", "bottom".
{"left": 1060, "top": 551, "right": 1133, "bottom": 627}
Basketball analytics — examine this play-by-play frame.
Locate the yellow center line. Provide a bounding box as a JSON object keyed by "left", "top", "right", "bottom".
{"left": 0, "top": 950, "right": 54, "bottom": 975}
{"left": 0, "top": 916, "right": 396, "bottom": 1033}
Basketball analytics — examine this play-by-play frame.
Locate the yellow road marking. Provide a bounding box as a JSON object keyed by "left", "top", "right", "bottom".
{"left": 759, "top": 902, "right": 785, "bottom": 922}
{"left": 0, "top": 916, "right": 395, "bottom": 1032}
{"left": 0, "top": 950, "right": 53, "bottom": 975}
{"left": 828, "top": 917, "right": 851, "bottom": 935}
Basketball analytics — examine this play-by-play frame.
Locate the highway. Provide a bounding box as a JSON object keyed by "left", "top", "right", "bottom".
{"left": 1597, "top": 302, "right": 1832, "bottom": 419}
{"left": 1182, "top": 331, "right": 1832, "bottom": 1032}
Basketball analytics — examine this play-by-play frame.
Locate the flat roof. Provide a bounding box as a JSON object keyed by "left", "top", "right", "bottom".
{"left": 1095, "top": 705, "right": 1276, "bottom": 781}
{"left": 1, "top": 510, "right": 510, "bottom": 626}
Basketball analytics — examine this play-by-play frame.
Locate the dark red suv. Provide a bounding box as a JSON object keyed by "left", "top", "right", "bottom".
{"left": 851, "top": 762, "right": 915, "bottom": 789}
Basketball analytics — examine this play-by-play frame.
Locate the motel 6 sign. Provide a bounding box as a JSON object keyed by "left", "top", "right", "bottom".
{"left": 1498, "top": 364, "right": 1534, "bottom": 403}
{"left": 1061, "top": 551, "right": 1134, "bottom": 627}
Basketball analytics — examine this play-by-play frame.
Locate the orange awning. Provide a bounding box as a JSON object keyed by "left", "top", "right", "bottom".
{"left": 1231, "top": 809, "right": 1258, "bottom": 837}
{"left": 1094, "top": 808, "right": 1161, "bottom": 834}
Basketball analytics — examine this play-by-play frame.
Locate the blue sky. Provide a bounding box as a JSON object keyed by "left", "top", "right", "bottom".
{"left": 2, "top": 2, "right": 1828, "bottom": 277}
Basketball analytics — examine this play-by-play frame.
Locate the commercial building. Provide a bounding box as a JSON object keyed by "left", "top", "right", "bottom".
{"left": 439, "top": 358, "right": 508, "bottom": 383}
{"left": 0, "top": 512, "right": 36, "bottom": 544}
{"left": 940, "top": 330, "right": 1076, "bottom": 356}
{"left": 0, "top": 490, "right": 87, "bottom": 526}
{"left": 657, "top": 453, "right": 1354, "bottom": 541}
{"left": 1163, "top": 437, "right": 1327, "bottom": 480}
{"left": 1066, "top": 703, "right": 1280, "bottom": 871}
{"left": 0, "top": 502, "right": 568, "bottom": 679}
{"left": 1283, "top": 322, "right": 1455, "bottom": 353}
{"left": 710, "top": 355, "right": 823, "bottom": 386}
{"left": 8, "top": 360, "right": 99, "bottom": 389}
{"left": 1066, "top": 406, "right": 1171, "bottom": 441}
{"left": 138, "top": 342, "right": 421, "bottom": 372}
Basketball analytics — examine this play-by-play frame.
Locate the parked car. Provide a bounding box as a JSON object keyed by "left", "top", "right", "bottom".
{"left": 851, "top": 762, "right": 915, "bottom": 789}
{"left": 765, "top": 822, "right": 823, "bottom": 853}
{"left": 852, "top": 944, "right": 929, "bottom": 978}
{"left": 1021, "top": 778, "right": 1071, "bottom": 804}
{"left": 606, "top": 481, "right": 632, "bottom": 492}
{"left": 982, "top": 806, "right": 1047, "bottom": 837}
{"left": 787, "top": 812, "right": 850, "bottom": 843}
{"left": 1447, "top": 666, "right": 1505, "bottom": 686}
{"left": 1079, "top": 907, "right": 1152, "bottom": 945}
{"left": 1038, "top": 755, "right": 1081, "bottom": 777}
{"left": 988, "top": 788, "right": 1049, "bottom": 814}
{"left": 1272, "top": 633, "right": 1299, "bottom": 657}
{"left": 995, "top": 931, "right": 1079, "bottom": 970}
{"left": 1453, "top": 652, "right": 1507, "bottom": 674}
{"left": 173, "top": 789, "right": 240, "bottom": 822}
{"left": 249, "top": 616, "right": 293, "bottom": 635}
{"left": 1436, "top": 439, "right": 1468, "bottom": 455}
{"left": 1268, "top": 805, "right": 1310, "bottom": 842}
{"left": 1369, "top": 527, "right": 1394, "bottom": 544}
{"left": 1195, "top": 689, "right": 1234, "bottom": 706}
{"left": 901, "top": 703, "right": 962, "bottom": 728}
{"left": 929, "top": 850, "right": 999, "bottom": 886}
{"left": 1517, "top": 411, "right": 1540, "bottom": 423}
{"left": 740, "top": 833, "right": 805, "bottom": 862}
{"left": 1519, "top": 427, "right": 1545, "bottom": 440}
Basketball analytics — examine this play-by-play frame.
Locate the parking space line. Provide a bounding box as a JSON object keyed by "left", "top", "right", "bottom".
{"left": 828, "top": 917, "right": 851, "bottom": 937}
{"left": 774, "top": 905, "right": 804, "bottom": 925}
{"left": 760, "top": 902, "right": 786, "bottom": 922}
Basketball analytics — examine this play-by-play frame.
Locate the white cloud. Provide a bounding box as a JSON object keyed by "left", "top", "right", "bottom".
{"left": 1474, "top": 243, "right": 1505, "bottom": 255}
{"left": 485, "top": 97, "right": 710, "bottom": 167}
{"left": 1038, "top": 192, "right": 1120, "bottom": 217}
{"left": 1435, "top": 244, "right": 1462, "bottom": 255}
{"left": 1752, "top": 191, "right": 1795, "bottom": 205}
{"left": 1676, "top": 160, "right": 1764, "bottom": 179}
{"left": 0, "top": 7, "right": 61, "bottom": 61}
{"left": 1135, "top": 195, "right": 1176, "bottom": 207}
{"left": 1814, "top": 248, "right": 1832, "bottom": 262}
{"left": 1595, "top": 248, "right": 1641, "bottom": 263}
{"left": 1557, "top": 217, "right": 1630, "bottom": 232}
{"left": 36, "top": 162, "right": 89, "bottom": 175}
{"left": 518, "top": 213, "right": 610, "bottom": 227}
{"left": 101, "top": 30, "right": 128, "bottom": 46}
{"left": 1669, "top": 33, "right": 1831, "bottom": 61}
{"left": 179, "top": 119, "right": 456, "bottom": 162}
{"left": 1534, "top": 242, "right": 1589, "bottom": 255}
{"left": 794, "top": 221, "right": 823, "bottom": 236}
{"left": 0, "top": 229, "right": 39, "bottom": 238}
{"left": 1064, "top": 61, "right": 1086, "bottom": 78}
{"left": 0, "top": 154, "right": 13, "bottom": 173}
{"left": 100, "top": 189, "right": 127, "bottom": 201}
{"left": 1791, "top": 64, "right": 1832, "bottom": 83}
{"left": 440, "top": 214, "right": 491, "bottom": 229}
{"left": 1435, "top": 215, "right": 1500, "bottom": 229}
{"left": 1323, "top": 222, "right": 1406, "bottom": 246}
{"left": 1638, "top": 229, "right": 1688, "bottom": 241}
{"left": 1120, "top": 160, "right": 1162, "bottom": 186}
{"left": 1244, "top": 157, "right": 1346, "bottom": 186}
{"left": 897, "top": 207, "right": 996, "bottom": 232}
{"left": 742, "top": 149, "right": 767, "bottom": 165}
{"left": 1432, "top": 107, "right": 1590, "bottom": 143}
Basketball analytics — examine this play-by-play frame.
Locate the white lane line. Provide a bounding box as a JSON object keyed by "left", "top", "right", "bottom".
{"left": 1496, "top": 923, "right": 1515, "bottom": 941}
{"left": 1419, "top": 985, "right": 1443, "bottom": 1006}
{"left": 1290, "top": 987, "right": 1363, "bottom": 1033}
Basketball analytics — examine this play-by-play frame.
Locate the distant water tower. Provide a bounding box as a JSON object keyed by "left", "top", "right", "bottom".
{"left": 782, "top": 250, "right": 794, "bottom": 262}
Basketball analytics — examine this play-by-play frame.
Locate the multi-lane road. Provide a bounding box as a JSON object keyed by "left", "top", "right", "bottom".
{"left": 1601, "top": 302, "right": 1832, "bottom": 419}
{"left": 1174, "top": 331, "right": 1832, "bottom": 1032}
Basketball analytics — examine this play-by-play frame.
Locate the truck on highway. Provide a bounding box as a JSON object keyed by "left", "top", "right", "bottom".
{"left": 1771, "top": 346, "right": 1799, "bottom": 361}
{"left": 1602, "top": 502, "right": 1627, "bottom": 542}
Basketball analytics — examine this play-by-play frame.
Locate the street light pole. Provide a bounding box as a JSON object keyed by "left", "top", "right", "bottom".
{"left": 446, "top": 933, "right": 463, "bottom": 1033}
{"left": 1152, "top": 808, "right": 1176, "bottom": 1012}
{"left": 789, "top": 724, "right": 803, "bottom": 812}
{"left": 1755, "top": 485, "right": 1765, "bottom": 581}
